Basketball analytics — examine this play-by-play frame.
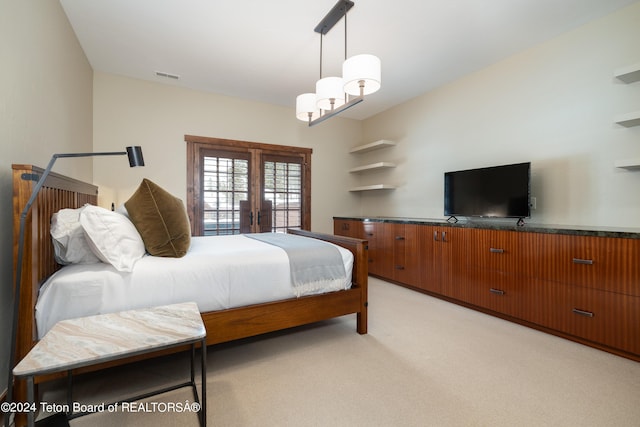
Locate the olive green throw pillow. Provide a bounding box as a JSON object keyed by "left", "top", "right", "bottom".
{"left": 125, "top": 179, "right": 191, "bottom": 257}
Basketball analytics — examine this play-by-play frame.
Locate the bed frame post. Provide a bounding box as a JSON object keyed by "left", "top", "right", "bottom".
{"left": 353, "top": 235, "right": 368, "bottom": 334}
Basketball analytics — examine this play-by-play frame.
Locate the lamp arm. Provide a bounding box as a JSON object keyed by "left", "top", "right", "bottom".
{"left": 19, "top": 151, "right": 128, "bottom": 221}
{"left": 54, "top": 151, "right": 127, "bottom": 158}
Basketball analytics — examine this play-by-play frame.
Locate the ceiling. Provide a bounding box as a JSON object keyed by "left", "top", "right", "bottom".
{"left": 59, "top": 0, "right": 638, "bottom": 121}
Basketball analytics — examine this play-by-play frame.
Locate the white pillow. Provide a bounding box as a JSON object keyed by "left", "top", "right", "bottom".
{"left": 115, "top": 203, "right": 130, "bottom": 218}
{"left": 50, "top": 206, "right": 101, "bottom": 265}
{"left": 79, "top": 205, "right": 146, "bottom": 272}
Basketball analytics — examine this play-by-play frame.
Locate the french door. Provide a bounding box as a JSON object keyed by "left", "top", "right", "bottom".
{"left": 186, "top": 136, "right": 312, "bottom": 236}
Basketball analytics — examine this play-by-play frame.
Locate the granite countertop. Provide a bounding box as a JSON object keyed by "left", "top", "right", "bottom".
{"left": 333, "top": 216, "right": 640, "bottom": 239}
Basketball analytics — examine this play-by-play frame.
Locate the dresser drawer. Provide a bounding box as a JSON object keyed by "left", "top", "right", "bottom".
{"left": 362, "top": 221, "right": 392, "bottom": 277}
{"left": 333, "top": 219, "right": 363, "bottom": 239}
{"left": 468, "top": 229, "right": 537, "bottom": 276}
{"left": 450, "top": 267, "right": 529, "bottom": 318}
{"left": 529, "top": 280, "right": 640, "bottom": 355}
{"left": 537, "top": 234, "right": 640, "bottom": 296}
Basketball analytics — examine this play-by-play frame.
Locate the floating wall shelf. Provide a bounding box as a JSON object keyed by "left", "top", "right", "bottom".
{"left": 614, "top": 63, "right": 640, "bottom": 84}
{"left": 349, "top": 184, "right": 396, "bottom": 192}
{"left": 614, "top": 111, "right": 640, "bottom": 128}
{"left": 349, "top": 162, "right": 396, "bottom": 173}
{"left": 614, "top": 159, "right": 640, "bottom": 170}
{"left": 349, "top": 139, "right": 396, "bottom": 154}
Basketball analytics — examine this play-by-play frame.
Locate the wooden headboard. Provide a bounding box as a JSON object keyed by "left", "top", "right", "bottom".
{"left": 11, "top": 164, "right": 98, "bottom": 364}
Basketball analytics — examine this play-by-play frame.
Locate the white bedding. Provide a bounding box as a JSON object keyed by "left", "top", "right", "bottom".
{"left": 35, "top": 234, "right": 353, "bottom": 339}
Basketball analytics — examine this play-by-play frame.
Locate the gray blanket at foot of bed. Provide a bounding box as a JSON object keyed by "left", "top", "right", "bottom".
{"left": 245, "top": 233, "right": 347, "bottom": 295}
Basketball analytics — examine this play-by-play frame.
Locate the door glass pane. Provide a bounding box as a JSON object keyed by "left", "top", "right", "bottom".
{"left": 203, "top": 155, "right": 249, "bottom": 235}
{"left": 263, "top": 159, "right": 302, "bottom": 233}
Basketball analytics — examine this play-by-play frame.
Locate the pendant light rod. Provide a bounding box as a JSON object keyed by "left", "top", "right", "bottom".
{"left": 344, "top": 8, "right": 348, "bottom": 60}
{"left": 319, "top": 32, "right": 323, "bottom": 79}
{"left": 314, "top": 0, "right": 354, "bottom": 35}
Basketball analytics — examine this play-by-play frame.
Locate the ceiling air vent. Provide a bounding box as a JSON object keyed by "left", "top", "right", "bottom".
{"left": 155, "top": 71, "right": 180, "bottom": 80}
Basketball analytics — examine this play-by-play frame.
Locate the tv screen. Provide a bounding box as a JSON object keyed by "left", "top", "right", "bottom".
{"left": 444, "top": 162, "right": 531, "bottom": 219}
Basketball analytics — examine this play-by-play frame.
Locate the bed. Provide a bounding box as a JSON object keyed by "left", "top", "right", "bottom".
{"left": 11, "top": 164, "right": 368, "bottom": 398}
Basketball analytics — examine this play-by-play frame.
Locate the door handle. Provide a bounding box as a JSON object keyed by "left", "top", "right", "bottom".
{"left": 249, "top": 211, "right": 254, "bottom": 226}
{"left": 257, "top": 210, "right": 261, "bottom": 225}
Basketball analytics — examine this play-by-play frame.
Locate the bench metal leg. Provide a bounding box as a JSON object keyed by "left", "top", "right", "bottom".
{"left": 26, "top": 376, "right": 34, "bottom": 427}
{"left": 201, "top": 338, "right": 207, "bottom": 427}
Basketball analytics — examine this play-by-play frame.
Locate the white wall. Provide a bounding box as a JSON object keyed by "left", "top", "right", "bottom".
{"left": 0, "top": 0, "right": 93, "bottom": 397}
{"left": 360, "top": 2, "right": 640, "bottom": 228}
{"left": 92, "top": 72, "right": 362, "bottom": 234}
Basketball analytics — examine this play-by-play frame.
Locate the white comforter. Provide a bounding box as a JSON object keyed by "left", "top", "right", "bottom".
{"left": 35, "top": 234, "right": 353, "bottom": 339}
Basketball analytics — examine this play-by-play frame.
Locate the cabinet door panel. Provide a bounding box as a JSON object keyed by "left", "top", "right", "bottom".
{"left": 438, "top": 228, "right": 471, "bottom": 298}
{"left": 444, "top": 266, "right": 487, "bottom": 308}
{"left": 418, "top": 226, "right": 441, "bottom": 293}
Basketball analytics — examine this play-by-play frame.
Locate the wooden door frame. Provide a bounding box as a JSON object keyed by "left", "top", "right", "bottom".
{"left": 185, "top": 135, "right": 312, "bottom": 235}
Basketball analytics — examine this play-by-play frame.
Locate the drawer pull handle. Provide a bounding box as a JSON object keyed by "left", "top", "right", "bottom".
{"left": 489, "top": 248, "right": 504, "bottom": 254}
{"left": 395, "top": 236, "right": 405, "bottom": 240}
{"left": 572, "top": 308, "right": 594, "bottom": 318}
{"left": 489, "top": 288, "right": 505, "bottom": 296}
{"left": 572, "top": 258, "right": 593, "bottom": 265}
{"left": 434, "top": 231, "right": 439, "bottom": 241}
{"left": 441, "top": 231, "right": 447, "bottom": 242}
{"left": 395, "top": 265, "right": 405, "bottom": 270}
{"left": 366, "top": 233, "right": 374, "bottom": 237}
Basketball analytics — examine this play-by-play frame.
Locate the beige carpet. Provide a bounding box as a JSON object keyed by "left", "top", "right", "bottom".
{"left": 37, "top": 278, "right": 640, "bottom": 427}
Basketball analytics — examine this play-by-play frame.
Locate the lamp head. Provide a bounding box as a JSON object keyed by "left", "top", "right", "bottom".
{"left": 126, "top": 146, "right": 144, "bottom": 167}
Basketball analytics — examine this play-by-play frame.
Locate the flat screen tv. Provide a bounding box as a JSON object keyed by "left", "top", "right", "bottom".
{"left": 444, "top": 162, "right": 531, "bottom": 221}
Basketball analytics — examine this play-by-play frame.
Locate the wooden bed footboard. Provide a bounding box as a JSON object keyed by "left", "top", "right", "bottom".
{"left": 204, "top": 229, "right": 369, "bottom": 344}
{"left": 11, "top": 164, "right": 369, "bottom": 395}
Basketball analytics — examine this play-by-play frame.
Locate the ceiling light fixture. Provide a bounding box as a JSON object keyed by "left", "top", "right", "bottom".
{"left": 296, "top": 0, "right": 381, "bottom": 127}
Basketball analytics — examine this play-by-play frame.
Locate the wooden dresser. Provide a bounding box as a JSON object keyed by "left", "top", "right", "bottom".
{"left": 334, "top": 217, "right": 640, "bottom": 361}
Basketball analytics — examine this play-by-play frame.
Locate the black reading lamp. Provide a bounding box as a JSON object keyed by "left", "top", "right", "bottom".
{"left": 4, "top": 146, "right": 144, "bottom": 427}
